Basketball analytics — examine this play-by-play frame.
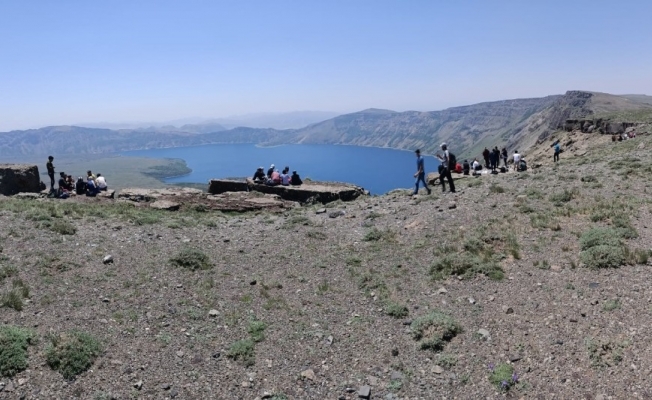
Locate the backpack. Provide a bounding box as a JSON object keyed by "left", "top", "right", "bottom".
{"left": 554, "top": 144, "right": 560, "bottom": 152}
{"left": 447, "top": 152, "right": 457, "bottom": 170}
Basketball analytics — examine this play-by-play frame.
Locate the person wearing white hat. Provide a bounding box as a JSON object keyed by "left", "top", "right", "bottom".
{"left": 267, "top": 164, "right": 275, "bottom": 179}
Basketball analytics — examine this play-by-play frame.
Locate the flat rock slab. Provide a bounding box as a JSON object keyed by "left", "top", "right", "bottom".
{"left": 98, "top": 190, "right": 116, "bottom": 199}
{"left": 208, "top": 179, "right": 366, "bottom": 204}
{"left": 118, "top": 187, "right": 203, "bottom": 202}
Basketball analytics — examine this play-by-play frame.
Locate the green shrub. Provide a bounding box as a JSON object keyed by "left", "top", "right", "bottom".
{"left": 411, "top": 311, "right": 462, "bottom": 351}
{"left": 0, "top": 326, "right": 35, "bottom": 377}
{"left": 247, "top": 319, "right": 267, "bottom": 343}
{"left": 603, "top": 299, "right": 621, "bottom": 311}
{"left": 49, "top": 220, "right": 77, "bottom": 235}
{"left": 581, "top": 245, "right": 626, "bottom": 269}
{"left": 384, "top": 300, "right": 409, "bottom": 319}
{"left": 227, "top": 339, "right": 255, "bottom": 366}
{"left": 0, "top": 265, "right": 18, "bottom": 282}
{"left": 489, "top": 184, "right": 505, "bottom": 194}
{"left": 581, "top": 175, "right": 598, "bottom": 183}
{"left": 430, "top": 253, "right": 504, "bottom": 281}
{"left": 488, "top": 363, "right": 516, "bottom": 391}
{"left": 1, "top": 290, "right": 24, "bottom": 311}
{"left": 549, "top": 189, "right": 576, "bottom": 204}
{"left": 363, "top": 227, "right": 395, "bottom": 242}
{"left": 169, "top": 248, "right": 211, "bottom": 271}
{"left": 579, "top": 228, "right": 622, "bottom": 250}
{"left": 46, "top": 331, "right": 102, "bottom": 379}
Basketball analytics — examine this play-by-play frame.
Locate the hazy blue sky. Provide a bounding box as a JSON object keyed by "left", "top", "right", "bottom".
{"left": 1, "top": 0, "right": 650, "bottom": 131}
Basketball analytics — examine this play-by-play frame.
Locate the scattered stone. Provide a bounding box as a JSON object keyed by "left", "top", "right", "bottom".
{"left": 102, "top": 298, "right": 110, "bottom": 303}
{"left": 391, "top": 348, "right": 399, "bottom": 357}
{"left": 390, "top": 370, "right": 403, "bottom": 381}
{"left": 437, "top": 287, "right": 448, "bottom": 294}
{"left": 162, "top": 384, "right": 171, "bottom": 390}
{"left": 208, "top": 309, "right": 219, "bottom": 317}
{"left": 133, "top": 380, "right": 143, "bottom": 390}
{"left": 250, "top": 280, "right": 257, "bottom": 286}
{"left": 300, "top": 369, "right": 316, "bottom": 381}
{"left": 4, "top": 381, "right": 14, "bottom": 392}
{"left": 488, "top": 295, "right": 495, "bottom": 301}
{"left": 358, "top": 385, "right": 371, "bottom": 399}
{"left": 316, "top": 208, "right": 327, "bottom": 214}
{"left": 550, "top": 264, "right": 562, "bottom": 272}
{"left": 478, "top": 328, "right": 490, "bottom": 339}
{"left": 509, "top": 355, "right": 522, "bottom": 362}
{"left": 591, "top": 300, "right": 599, "bottom": 305}
{"left": 150, "top": 200, "right": 180, "bottom": 211}
{"left": 17, "top": 378, "right": 27, "bottom": 386}
{"left": 502, "top": 306, "right": 514, "bottom": 314}
{"left": 328, "top": 210, "right": 345, "bottom": 218}
{"left": 170, "top": 389, "right": 179, "bottom": 398}
{"left": 367, "top": 376, "right": 379, "bottom": 386}
{"left": 569, "top": 318, "right": 578, "bottom": 323}
{"left": 432, "top": 365, "right": 444, "bottom": 374}
{"left": 468, "top": 297, "right": 476, "bottom": 304}
{"left": 326, "top": 335, "right": 333, "bottom": 345}
{"left": 212, "top": 352, "right": 221, "bottom": 359}
{"left": 589, "top": 282, "right": 599, "bottom": 289}
{"left": 103, "top": 255, "right": 114, "bottom": 264}
{"left": 176, "top": 350, "right": 184, "bottom": 357}
{"left": 448, "top": 202, "right": 457, "bottom": 209}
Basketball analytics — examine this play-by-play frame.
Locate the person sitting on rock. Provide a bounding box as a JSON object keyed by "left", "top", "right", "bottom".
{"left": 462, "top": 160, "right": 470, "bottom": 175}
{"left": 280, "top": 170, "right": 291, "bottom": 186}
{"left": 267, "top": 164, "right": 275, "bottom": 178}
{"left": 472, "top": 158, "right": 482, "bottom": 171}
{"left": 86, "top": 176, "right": 99, "bottom": 196}
{"left": 252, "top": 167, "right": 265, "bottom": 182}
{"left": 96, "top": 174, "right": 108, "bottom": 191}
{"left": 66, "top": 175, "right": 74, "bottom": 189}
{"left": 57, "top": 172, "right": 70, "bottom": 197}
{"left": 87, "top": 170, "right": 97, "bottom": 184}
{"left": 75, "top": 177, "right": 86, "bottom": 195}
{"left": 266, "top": 169, "right": 281, "bottom": 186}
{"left": 291, "top": 171, "right": 303, "bottom": 185}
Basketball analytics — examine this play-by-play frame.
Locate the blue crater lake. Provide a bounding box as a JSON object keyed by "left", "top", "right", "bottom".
{"left": 124, "top": 144, "right": 442, "bottom": 195}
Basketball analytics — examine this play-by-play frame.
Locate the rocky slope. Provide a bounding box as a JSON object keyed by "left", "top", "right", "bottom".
{"left": 0, "top": 130, "right": 651, "bottom": 399}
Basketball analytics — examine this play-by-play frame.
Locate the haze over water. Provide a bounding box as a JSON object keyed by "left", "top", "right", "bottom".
{"left": 124, "top": 144, "right": 442, "bottom": 195}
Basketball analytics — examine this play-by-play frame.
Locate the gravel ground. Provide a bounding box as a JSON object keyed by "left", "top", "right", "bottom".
{"left": 0, "top": 133, "right": 651, "bottom": 400}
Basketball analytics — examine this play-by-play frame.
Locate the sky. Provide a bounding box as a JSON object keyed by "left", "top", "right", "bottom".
{"left": 1, "top": 0, "right": 651, "bottom": 131}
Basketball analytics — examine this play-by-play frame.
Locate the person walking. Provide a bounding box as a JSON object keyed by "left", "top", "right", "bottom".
{"left": 413, "top": 149, "right": 431, "bottom": 195}
{"left": 436, "top": 143, "right": 456, "bottom": 193}
{"left": 553, "top": 142, "right": 561, "bottom": 162}
{"left": 46, "top": 156, "right": 55, "bottom": 192}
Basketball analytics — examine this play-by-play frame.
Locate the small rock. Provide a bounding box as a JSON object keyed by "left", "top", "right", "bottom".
{"left": 326, "top": 335, "right": 333, "bottom": 345}
{"left": 241, "top": 382, "right": 251, "bottom": 388}
{"left": 328, "top": 210, "right": 345, "bottom": 218}
{"left": 509, "top": 355, "right": 522, "bottom": 362}
{"left": 358, "top": 385, "right": 371, "bottom": 399}
{"left": 367, "top": 376, "right": 379, "bottom": 386}
{"left": 502, "top": 306, "right": 514, "bottom": 314}
{"left": 102, "top": 298, "right": 110, "bottom": 303}
{"left": 550, "top": 265, "right": 562, "bottom": 272}
{"left": 468, "top": 297, "right": 476, "bottom": 304}
{"left": 170, "top": 389, "right": 179, "bottom": 398}
{"left": 300, "top": 369, "right": 316, "bottom": 381}
{"left": 316, "top": 208, "right": 327, "bottom": 214}
{"left": 589, "top": 282, "right": 599, "bottom": 289}
{"left": 176, "top": 351, "right": 184, "bottom": 357}
{"left": 448, "top": 202, "right": 457, "bottom": 209}
{"left": 103, "top": 255, "right": 114, "bottom": 264}
{"left": 478, "top": 328, "right": 490, "bottom": 339}
{"left": 391, "top": 349, "right": 399, "bottom": 357}
{"left": 390, "top": 370, "right": 403, "bottom": 381}
{"left": 133, "top": 380, "right": 143, "bottom": 390}
{"left": 208, "top": 309, "right": 219, "bottom": 317}
{"left": 99, "top": 319, "right": 108, "bottom": 324}
{"left": 162, "top": 384, "right": 171, "bottom": 390}
{"left": 432, "top": 365, "right": 444, "bottom": 374}
{"left": 250, "top": 280, "right": 257, "bottom": 286}
{"left": 591, "top": 300, "right": 599, "bottom": 305}
{"left": 437, "top": 287, "right": 448, "bottom": 294}
{"left": 4, "top": 381, "right": 14, "bottom": 392}
{"left": 150, "top": 200, "right": 180, "bottom": 211}
{"left": 17, "top": 378, "right": 27, "bottom": 386}
{"left": 488, "top": 295, "right": 495, "bottom": 301}
{"left": 212, "top": 352, "right": 221, "bottom": 359}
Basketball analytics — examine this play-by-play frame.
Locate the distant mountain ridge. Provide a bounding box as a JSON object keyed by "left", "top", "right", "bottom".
{"left": 1, "top": 91, "right": 651, "bottom": 159}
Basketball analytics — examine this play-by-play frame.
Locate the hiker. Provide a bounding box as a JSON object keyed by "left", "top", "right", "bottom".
{"left": 518, "top": 158, "right": 527, "bottom": 172}
{"left": 252, "top": 167, "right": 266, "bottom": 182}
{"left": 462, "top": 160, "right": 470, "bottom": 175}
{"left": 490, "top": 147, "right": 499, "bottom": 172}
{"left": 553, "top": 142, "right": 561, "bottom": 163}
{"left": 290, "top": 170, "right": 303, "bottom": 185}
{"left": 413, "top": 149, "right": 431, "bottom": 195}
{"left": 280, "top": 169, "right": 291, "bottom": 186}
{"left": 501, "top": 148, "right": 508, "bottom": 167}
{"left": 482, "top": 148, "right": 490, "bottom": 168}
{"left": 86, "top": 176, "right": 99, "bottom": 196}
{"left": 46, "top": 156, "right": 55, "bottom": 192}
{"left": 87, "top": 170, "right": 97, "bottom": 184}
{"left": 266, "top": 169, "right": 281, "bottom": 186}
{"left": 57, "top": 172, "right": 70, "bottom": 198}
{"left": 267, "top": 164, "right": 275, "bottom": 178}
{"left": 472, "top": 158, "right": 482, "bottom": 171}
{"left": 66, "top": 175, "right": 74, "bottom": 189}
{"left": 75, "top": 177, "right": 86, "bottom": 195}
{"left": 96, "top": 174, "right": 108, "bottom": 191}
{"left": 513, "top": 150, "right": 521, "bottom": 171}
{"left": 436, "top": 143, "right": 456, "bottom": 193}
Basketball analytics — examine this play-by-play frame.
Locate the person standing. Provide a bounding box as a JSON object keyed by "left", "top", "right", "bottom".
{"left": 482, "top": 147, "right": 490, "bottom": 169}
{"left": 46, "top": 156, "right": 55, "bottom": 192}
{"left": 413, "top": 149, "right": 431, "bottom": 195}
{"left": 513, "top": 150, "right": 521, "bottom": 171}
{"left": 553, "top": 142, "right": 561, "bottom": 162}
{"left": 436, "top": 143, "right": 456, "bottom": 193}
{"left": 501, "top": 147, "right": 508, "bottom": 167}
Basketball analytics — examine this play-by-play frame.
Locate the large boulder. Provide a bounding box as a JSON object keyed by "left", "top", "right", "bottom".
{"left": 208, "top": 179, "right": 249, "bottom": 195}
{"left": 0, "top": 164, "right": 41, "bottom": 196}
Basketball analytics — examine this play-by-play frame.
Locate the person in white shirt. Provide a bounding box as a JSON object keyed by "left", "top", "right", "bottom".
{"left": 512, "top": 151, "right": 521, "bottom": 171}
{"left": 280, "top": 171, "right": 291, "bottom": 186}
{"left": 96, "top": 173, "right": 108, "bottom": 191}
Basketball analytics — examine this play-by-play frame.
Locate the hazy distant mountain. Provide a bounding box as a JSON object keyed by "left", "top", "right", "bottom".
{"left": 211, "top": 111, "right": 342, "bottom": 130}
{"left": 2, "top": 92, "right": 650, "bottom": 159}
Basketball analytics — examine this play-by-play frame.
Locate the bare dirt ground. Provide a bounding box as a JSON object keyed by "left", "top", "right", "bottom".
{"left": 1, "top": 132, "right": 651, "bottom": 400}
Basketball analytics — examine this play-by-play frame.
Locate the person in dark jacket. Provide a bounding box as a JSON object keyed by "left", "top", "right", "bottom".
{"left": 501, "top": 148, "right": 508, "bottom": 167}
{"left": 266, "top": 164, "right": 275, "bottom": 178}
{"left": 252, "top": 167, "right": 265, "bottom": 182}
{"left": 462, "top": 160, "right": 470, "bottom": 175}
{"left": 290, "top": 171, "right": 303, "bottom": 185}
{"left": 482, "top": 148, "right": 490, "bottom": 169}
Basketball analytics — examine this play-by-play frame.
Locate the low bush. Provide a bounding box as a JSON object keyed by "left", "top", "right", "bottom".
{"left": 384, "top": 300, "right": 409, "bottom": 319}
{"left": 430, "top": 253, "right": 504, "bottom": 281}
{"left": 169, "top": 248, "right": 212, "bottom": 271}
{"left": 227, "top": 339, "right": 255, "bottom": 366}
{"left": 247, "top": 319, "right": 267, "bottom": 343}
{"left": 0, "top": 326, "right": 35, "bottom": 377}
{"left": 411, "top": 311, "right": 462, "bottom": 351}
{"left": 46, "top": 331, "right": 102, "bottom": 379}
{"left": 488, "top": 363, "right": 517, "bottom": 391}
{"left": 49, "top": 220, "right": 77, "bottom": 235}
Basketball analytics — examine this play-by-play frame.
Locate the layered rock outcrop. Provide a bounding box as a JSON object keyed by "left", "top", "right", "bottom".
{"left": 0, "top": 164, "right": 41, "bottom": 195}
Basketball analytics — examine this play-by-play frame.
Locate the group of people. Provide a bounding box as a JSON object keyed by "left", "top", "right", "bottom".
{"left": 46, "top": 156, "right": 108, "bottom": 198}
{"left": 413, "top": 143, "right": 534, "bottom": 195}
{"left": 252, "top": 164, "right": 303, "bottom": 186}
